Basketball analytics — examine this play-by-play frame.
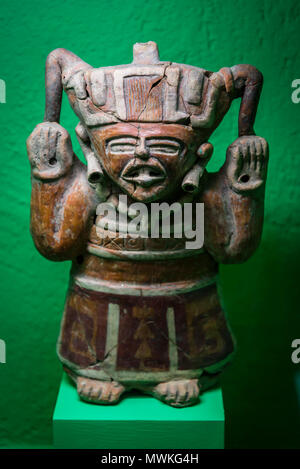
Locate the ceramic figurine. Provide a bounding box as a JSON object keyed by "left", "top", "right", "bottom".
{"left": 27, "top": 42, "right": 268, "bottom": 407}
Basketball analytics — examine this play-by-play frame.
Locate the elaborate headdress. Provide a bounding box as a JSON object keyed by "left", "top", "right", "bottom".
{"left": 44, "top": 41, "right": 263, "bottom": 138}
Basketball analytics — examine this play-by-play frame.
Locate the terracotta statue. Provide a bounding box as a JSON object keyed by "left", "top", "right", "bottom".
{"left": 27, "top": 42, "right": 269, "bottom": 407}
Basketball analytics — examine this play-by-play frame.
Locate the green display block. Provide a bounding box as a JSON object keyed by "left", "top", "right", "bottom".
{"left": 53, "top": 374, "right": 224, "bottom": 449}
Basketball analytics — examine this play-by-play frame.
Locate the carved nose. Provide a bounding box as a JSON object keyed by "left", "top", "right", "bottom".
{"left": 135, "top": 141, "right": 149, "bottom": 159}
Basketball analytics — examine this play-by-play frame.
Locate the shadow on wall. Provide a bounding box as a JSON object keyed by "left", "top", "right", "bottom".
{"left": 220, "top": 225, "right": 300, "bottom": 448}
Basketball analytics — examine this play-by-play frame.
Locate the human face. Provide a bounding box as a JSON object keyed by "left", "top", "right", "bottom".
{"left": 89, "top": 123, "right": 199, "bottom": 202}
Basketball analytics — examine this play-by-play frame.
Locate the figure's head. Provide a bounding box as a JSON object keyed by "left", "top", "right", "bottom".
{"left": 73, "top": 42, "right": 220, "bottom": 200}
{"left": 89, "top": 122, "right": 206, "bottom": 201}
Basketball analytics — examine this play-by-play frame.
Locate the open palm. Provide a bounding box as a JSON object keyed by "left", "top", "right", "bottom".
{"left": 225, "top": 136, "right": 269, "bottom": 193}
{"left": 26, "top": 122, "right": 73, "bottom": 180}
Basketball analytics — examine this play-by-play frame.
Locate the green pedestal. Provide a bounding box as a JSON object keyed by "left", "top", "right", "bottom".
{"left": 53, "top": 374, "right": 225, "bottom": 449}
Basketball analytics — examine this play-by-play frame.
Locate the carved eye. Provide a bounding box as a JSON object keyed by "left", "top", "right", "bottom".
{"left": 148, "top": 145, "right": 179, "bottom": 155}
{"left": 109, "top": 143, "right": 136, "bottom": 153}
{"left": 147, "top": 139, "right": 182, "bottom": 156}
{"left": 107, "top": 137, "right": 137, "bottom": 154}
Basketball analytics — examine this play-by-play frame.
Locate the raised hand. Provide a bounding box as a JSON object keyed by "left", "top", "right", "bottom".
{"left": 26, "top": 122, "right": 74, "bottom": 180}
{"left": 225, "top": 136, "right": 269, "bottom": 193}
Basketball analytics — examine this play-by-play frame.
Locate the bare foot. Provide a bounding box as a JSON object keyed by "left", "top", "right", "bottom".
{"left": 77, "top": 377, "right": 125, "bottom": 405}
{"left": 152, "top": 379, "right": 201, "bottom": 408}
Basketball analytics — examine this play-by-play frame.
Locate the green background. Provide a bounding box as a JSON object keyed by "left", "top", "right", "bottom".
{"left": 0, "top": 0, "right": 300, "bottom": 449}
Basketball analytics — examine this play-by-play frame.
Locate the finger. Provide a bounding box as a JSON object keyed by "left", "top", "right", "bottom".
{"left": 249, "top": 139, "right": 257, "bottom": 170}
{"left": 228, "top": 145, "right": 243, "bottom": 179}
{"left": 40, "top": 126, "right": 49, "bottom": 163}
{"left": 261, "top": 139, "right": 269, "bottom": 170}
{"left": 27, "top": 131, "right": 39, "bottom": 160}
{"left": 257, "top": 139, "right": 269, "bottom": 174}
{"left": 44, "top": 125, "right": 57, "bottom": 166}
{"left": 48, "top": 125, "right": 58, "bottom": 162}
{"left": 253, "top": 138, "right": 262, "bottom": 172}
{"left": 241, "top": 141, "right": 250, "bottom": 170}
{"left": 59, "top": 131, "right": 73, "bottom": 166}
{"left": 262, "top": 139, "right": 269, "bottom": 159}
{"left": 227, "top": 143, "right": 240, "bottom": 162}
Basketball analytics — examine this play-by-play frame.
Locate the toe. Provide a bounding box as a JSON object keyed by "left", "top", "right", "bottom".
{"left": 153, "top": 379, "right": 201, "bottom": 408}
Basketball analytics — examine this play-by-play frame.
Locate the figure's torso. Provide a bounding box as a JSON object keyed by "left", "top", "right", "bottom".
{"left": 57, "top": 196, "right": 234, "bottom": 384}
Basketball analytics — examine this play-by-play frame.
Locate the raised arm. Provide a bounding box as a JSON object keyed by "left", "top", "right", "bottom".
{"left": 27, "top": 122, "right": 98, "bottom": 261}
{"left": 203, "top": 135, "right": 269, "bottom": 264}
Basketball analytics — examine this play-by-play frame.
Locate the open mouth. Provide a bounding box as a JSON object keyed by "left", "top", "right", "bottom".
{"left": 121, "top": 160, "right": 166, "bottom": 188}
